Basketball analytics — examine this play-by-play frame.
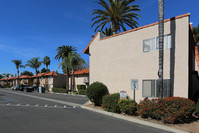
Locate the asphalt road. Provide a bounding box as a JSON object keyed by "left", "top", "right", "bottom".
{"left": 0, "top": 88, "right": 171, "bottom": 133}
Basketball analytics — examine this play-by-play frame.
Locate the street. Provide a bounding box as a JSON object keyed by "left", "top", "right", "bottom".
{"left": 0, "top": 88, "right": 171, "bottom": 133}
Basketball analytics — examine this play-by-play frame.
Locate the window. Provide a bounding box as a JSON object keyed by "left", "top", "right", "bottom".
{"left": 142, "top": 79, "right": 171, "bottom": 97}
{"left": 143, "top": 38, "right": 156, "bottom": 52}
{"left": 41, "top": 77, "right": 43, "bottom": 81}
{"left": 143, "top": 34, "right": 172, "bottom": 53}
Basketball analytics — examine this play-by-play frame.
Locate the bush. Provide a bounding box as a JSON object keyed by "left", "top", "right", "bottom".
{"left": 78, "top": 89, "right": 87, "bottom": 95}
{"left": 102, "top": 93, "right": 120, "bottom": 113}
{"left": 77, "top": 84, "right": 87, "bottom": 95}
{"left": 4, "top": 83, "right": 10, "bottom": 88}
{"left": 77, "top": 85, "right": 86, "bottom": 90}
{"left": 137, "top": 97, "right": 195, "bottom": 124}
{"left": 86, "top": 82, "right": 108, "bottom": 106}
{"left": 195, "top": 99, "right": 199, "bottom": 114}
{"left": 52, "top": 87, "right": 68, "bottom": 93}
{"left": 119, "top": 99, "right": 137, "bottom": 115}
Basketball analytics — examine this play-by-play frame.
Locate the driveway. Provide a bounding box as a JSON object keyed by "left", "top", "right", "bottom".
{"left": 0, "top": 88, "right": 171, "bottom": 133}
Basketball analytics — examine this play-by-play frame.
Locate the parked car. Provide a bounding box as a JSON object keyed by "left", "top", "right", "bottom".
{"left": 19, "top": 84, "right": 28, "bottom": 91}
{"left": 24, "top": 86, "right": 34, "bottom": 92}
{"left": 0, "top": 85, "right": 4, "bottom": 88}
{"left": 13, "top": 85, "right": 20, "bottom": 90}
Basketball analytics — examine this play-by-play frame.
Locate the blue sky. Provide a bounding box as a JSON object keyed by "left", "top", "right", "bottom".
{"left": 0, "top": 0, "right": 198, "bottom": 75}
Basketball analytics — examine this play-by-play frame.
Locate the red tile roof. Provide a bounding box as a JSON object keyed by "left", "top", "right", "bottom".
{"left": 65, "top": 68, "right": 89, "bottom": 76}
{"left": 83, "top": 13, "right": 190, "bottom": 54}
{"left": 32, "top": 71, "right": 58, "bottom": 78}
{"left": 19, "top": 75, "right": 32, "bottom": 79}
{"left": 74, "top": 68, "right": 89, "bottom": 75}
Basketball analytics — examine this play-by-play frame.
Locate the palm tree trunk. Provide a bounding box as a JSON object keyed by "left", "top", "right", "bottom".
{"left": 158, "top": 0, "right": 164, "bottom": 99}
{"left": 111, "top": 21, "right": 117, "bottom": 35}
{"left": 17, "top": 69, "right": 19, "bottom": 86}
{"left": 66, "top": 67, "right": 69, "bottom": 91}
{"left": 72, "top": 68, "right": 74, "bottom": 92}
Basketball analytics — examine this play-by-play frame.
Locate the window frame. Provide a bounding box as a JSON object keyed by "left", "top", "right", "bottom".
{"left": 143, "top": 34, "right": 172, "bottom": 53}
{"left": 142, "top": 79, "right": 171, "bottom": 98}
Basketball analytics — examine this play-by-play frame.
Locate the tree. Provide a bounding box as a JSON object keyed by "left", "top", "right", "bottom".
{"left": 193, "top": 24, "right": 199, "bottom": 42}
{"left": 0, "top": 74, "right": 3, "bottom": 79}
{"left": 68, "top": 52, "right": 86, "bottom": 92}
{"left": 43, "top": 56, "right": 51, "bottom": 70}
{"left": 41, "top": 67, "right": 50, "bottom": 73}
{"left": 2, "top": 73, "right": 10, "bottom": 85}
{"left": 21, "top": 71, "right": 33, "bottom": 76}
{"left": 91, "top": 27, "right": 113, "bottom": 37}
{"left": 55, "top": 45, "right": 77, "bottom": 90}
{"left": 11, "top": 60, "right": 24, "bottom": 85}
{"left": 25, "top": 57, "right": 42, "bottom": 88}
{"left": 58, "top": 52, "right": 86, "bottom": 92}
{"left": 101, "top": 27, "right": 113, "bottom": 36}
{"left": 91, "top": 0, "right": 141, "bottom": 35}
{"left": 158, "top": 0, "right": 164, "bottom": 98}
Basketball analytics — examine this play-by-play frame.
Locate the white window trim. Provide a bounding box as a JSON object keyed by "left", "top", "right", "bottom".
{"left": 143, "top": 34, "right": 172, "bottom": 53}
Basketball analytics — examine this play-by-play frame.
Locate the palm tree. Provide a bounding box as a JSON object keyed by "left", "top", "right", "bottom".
{"left": 43, "top": 56, "right": 51, "bottom": 71}
{"left": 58, "top": 52, "right": 86, "bottom": 92}
{"left": 11, "top": 60, "right": 24, "bottom": 85}
{"left": 101, "top": 27, "right": 113, "bottom": 36}
{"left": 2, "top": 73, "right": 10, "bottom": 85}
{"left": 26, "top": 57, "right": 42, "bottom": 88}
{"left": 55, "top": 45, "right": 77, "bottom": 90}
{"left": 91, "top": 0, "right": 141, "bottom": 35}
{"left": 158, "top": 0, "right": 164, "bottom": 98}
{"left": 68, "top": 52, "right": 86, "bottom": 92}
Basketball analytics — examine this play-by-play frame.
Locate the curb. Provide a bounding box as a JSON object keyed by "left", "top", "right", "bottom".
{"left": 48, "top": 92, "right": 87, "bottom": 97}
{"left": 80, "top": 105, "right": 189, "bottom": 133}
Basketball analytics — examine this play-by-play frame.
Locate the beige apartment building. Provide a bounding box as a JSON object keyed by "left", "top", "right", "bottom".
{"left": 33, "top": 71, "right": 66, "bottom": 92}
{"left": 0, "top": 71, "right": 66, "bottom": 92}
{"left": 83, "top": 13, "right": 199, "bottom": 102}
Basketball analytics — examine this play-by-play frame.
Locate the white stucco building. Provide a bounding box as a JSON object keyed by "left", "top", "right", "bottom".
{"left": 83, "top": 13, "right": 199, "bottom": 102}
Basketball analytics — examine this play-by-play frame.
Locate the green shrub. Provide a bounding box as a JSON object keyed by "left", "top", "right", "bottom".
{"left": 77, "top": 85, "right": 86, "bottom": 90}
{"left": 118, "top": 99, "right": 137, "bottom": 115}
{"left": 195, "top": 99, "right": 199, "bottom": 114}
{"left": 78, "top": 89, "right": 87, "bottom": 95}
{"left": 102, "top": 93, "right": 120, "bottom": 113}
{"left": 86, "top": 82, "right": 108, "bottom": 106}
{"left": 137, "top": 97, "right": 195, "bottom": 124}
{"left": 4, "top": 83, "right": 10, "bottom": 88}
{"left": 77, "top": 84, "right": 87, "bottom": 95}
{"left": 52, "top": 87, "right": 68, "bottom": 93}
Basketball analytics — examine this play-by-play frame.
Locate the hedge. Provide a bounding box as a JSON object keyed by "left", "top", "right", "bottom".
{"left": 77, "top": 85, "right": 86, "bottom": 90}
{"left": 52, "top": 87, "right": 68, "bottom": 93}
{"left": 196, "top": 99, "right": 199, "bottom": 114}
{"left": 102, "top": 93, "right": 120, "bottom": 113}
{"left": 137, "top": 97, "right": 195, "bottom": 124}
{"left": 118, "top": 99, "right": 137, "bottom": 115}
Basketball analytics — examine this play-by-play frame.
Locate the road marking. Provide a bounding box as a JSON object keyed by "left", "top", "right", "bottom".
{"left": 16, "top": 103, "right": 20, "bottom": 106}
{"left": 0, "top": 89, "right": 81, "bottom": 107}
{"left": 0, "top": 103, "right": 74, "bottom": 109}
